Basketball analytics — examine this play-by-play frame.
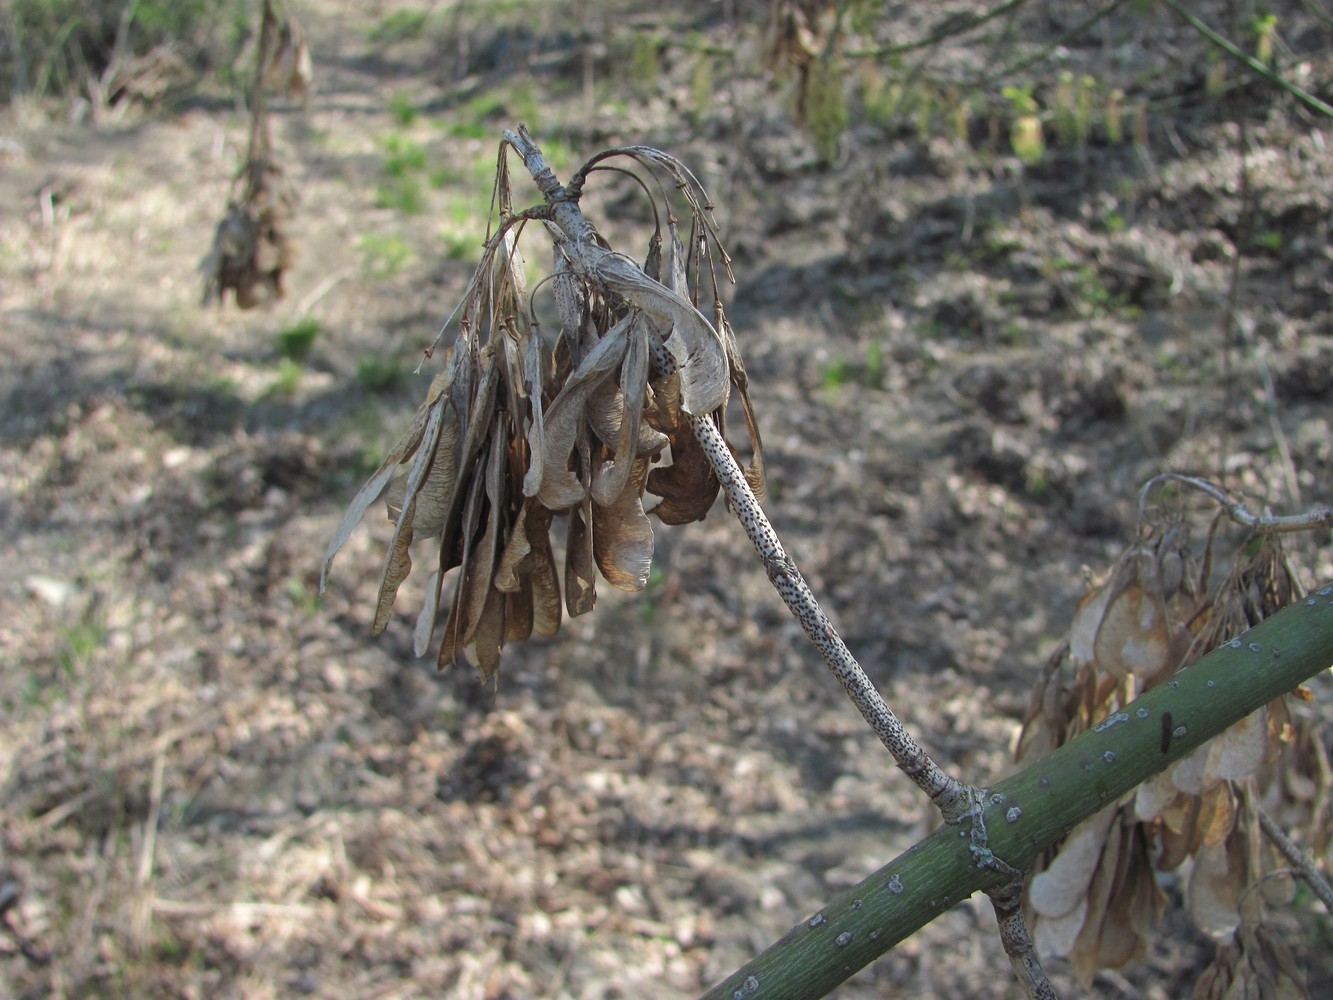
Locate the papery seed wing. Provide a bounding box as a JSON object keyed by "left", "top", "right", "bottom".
{"left": 648, "top": 430, "right": 720, "bottom": 525}
{"left": 321, "top": 366, "right": 453, "bottom": 592}
{"left": 1188, "top": 833, "right": 1247, "bottom": 940}
{"left": 566, "top": 499, "right": 597, "bottom": 617}
{"left": 1069, "top": 573, "right": 1119, "bottom": 667}
{"left": 372, "top": 526, "right": 414, "bottom": 636}
{"left": 665, "top": 218, "right": 690, "bottom": 298}
{"left": 715, "top": 303, "right": 766, "bottom": 501}
{"left": 591, "top": 320, "right": 653, "bottom": 508}
{"left": 1155, "top": 793, "right": 1205, "bottom": 871}
{"left": 498, "top": 320, "right": 527, "bottom": 419}
{"left": 643, "top": 230, "right": 663, "bottom": 283}
{"left": 1030, "top": 806, "right": 1118, "bottom": 919}
{"left": 594, "top": 252, "right": 728, "bottom": 417}
{"left": 415, "top": 353, "right": 498, "bottom": 653}
{"left": 1196, "top": 783, "right": 1236, "bottom": 848}
{"left": 438, "top": 469, "right": 489, "bottom": 667}
{"left": 1171, "top": 742, "right": 1209, "bottom": 796}
{"left": 593, "top": 457, "right": 654, "bottom": 592}
{"left": 458, "top": 430, "right": 509, "bottom": 645}
{"left": 495, "top": 499, "right": 536, "bottom": 593}
{"left": 413, "top": 570, "right": 441, "bottom": 656}
{"left": 371, "top": 375, "right": 457, "bottom": 634}
{"left": 493, "top": 496, "right": 558, "bottom": 651}
{"left": 516, "top": 502, "right": 562, "bottom": 637}
{"left": 521, "top": 330, "right": 548, "bottom": 497}
{"left": 448, "top": 339, "right": 477, "bottom": 443}
{"left": 1087, "top": 824, "right": 1163, "bottom": 974}
{"left": 532, "top": 312, "right": 633, "bottom": 509}
{"left": 1067, "top": 820, "right": 1128, "bottom": 985}
{"left": 504, "top": 576, "right": 534, "bottom": 645}
{"left": 1133, "top": 768, "right": 1177, "bottom": 821}
{"left": 473, "top": 584, "right": 507, "bottom": 684}
{"left": 499, "top": 226, "right": 527, "bottom": 301}
{"left": 586, "top": 378, "right": 668, "bottom": 463}
{"left": 551, "top": 239, "right": 588, "bottom": 356}
{"left": 1093, "top": 579, "right": 1172, "bottom": 679}
{"left": 1204, "top": 708, "right": 1269, "bottom": 784}
{"left": 385, "top": 415, "right": 460, "bottom": 537}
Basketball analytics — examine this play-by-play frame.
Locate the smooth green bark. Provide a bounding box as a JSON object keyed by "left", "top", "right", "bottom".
{"left": 701, "top": 582, "right": 1333, "bottom": 1000}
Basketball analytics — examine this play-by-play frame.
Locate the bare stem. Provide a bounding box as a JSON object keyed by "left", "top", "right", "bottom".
{"left": 988, "top": 878, "right": 1060, "bottom": 1000}
{"left": 1139, "top": 473, "right": 1333, "bottom": 534}
{"left": 1258, "top": 809, "right": 1333, "bottom": 912}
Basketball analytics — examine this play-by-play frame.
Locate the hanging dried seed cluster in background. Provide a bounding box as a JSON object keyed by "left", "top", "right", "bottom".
{"left": 1017, "top": 489, "right": 1329, "bottom": 997}
{"left": 322, "top": 137, "right": 763, "bottom": 682}
{"left": 258, "top": 1, "right": 313, "bottom": 108}
{"left": 201, "top": 152, "right": 295, "bottom": 309}
{"left": 201, "top": 0, "right": 308, "bottom": 309}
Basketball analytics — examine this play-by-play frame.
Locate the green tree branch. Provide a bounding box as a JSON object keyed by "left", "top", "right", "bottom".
{"left": 1160, "top": 0, "right": 1333, "bottom": 118}
{"left": 701, "top": 582, "right": 1333, "bottom": 999}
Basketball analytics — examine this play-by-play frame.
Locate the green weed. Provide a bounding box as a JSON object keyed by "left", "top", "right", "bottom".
{"left": 1003, "top": 84, "right": 1045, "bottom": 164}
{"left": 356, "top": 356, "right": 408, "bottom": 393}
{"left": 860, "top": 66, "right": 907, "bottom": 130}
{"left": 58, "top": 616, "right": 104, "bottom": 680}
{"left": 1025, "top": 466, "right": 1049, "bottom": 498}
{"left": 1068, "top": 264, "right": 1124, "bottom": 317}
{"left": 1206, "top": 54, "right": 1227, "bottom": 98}
{"left": 805, "top": 55, "right": 849, "bottom": 162}
{"left": 283, "top": 576, "right": 321, "bottom": 616}
{"left": 388, "top": 92, "right": 419, "bottom": 126}
{"left": 822, "top": 357, "right": 849, "bottom": 393}
{"left": 690, "top": 51, "right": 715, "bottom": 129}
{"left": 443, "top": 120, "right": 491, "bottom": 140}
{"left": 1252, "top": 13, "right": 1278, "bottom": 66}
{"left": 629, "top": 32, "right": 662, "bottom": 96}
{"left": 639, "top": 564, "right": 668, "bottom": 623}
{"left": 277, "top": 318, "right": 321, "bottom": 361}
{"left": 822, "top": 341, "right": 888, "bottom": 396}
{"left": 377, "top": 175, "right": 427, "bottom": 214}
{"left": 1054, "top": 72, "right": 1096, "bottom": 148}
{"left": 1105, "top": 88, "right": 1125, "bottom": 144}
{"left": 377, "top": 133, "right": 439, "bottom": 215}
{"left": 1256, "top": 230, "right": 1283, "bottom": 252}
{"left": 359, "top": 233, "right": 415, "bottom": 278}
{"left": 269, "top": 358, "right": 303, "bottom": 396}
{"left": 369, "top": 10, "right": 429, "bottom": 45}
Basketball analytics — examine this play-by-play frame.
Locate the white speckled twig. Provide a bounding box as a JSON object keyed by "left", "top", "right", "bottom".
{"left": 988, "top": 875, "right": 1058, "bottom": 1000}
{"left": 681, "top": 384, "right": 974, "bottom": 819}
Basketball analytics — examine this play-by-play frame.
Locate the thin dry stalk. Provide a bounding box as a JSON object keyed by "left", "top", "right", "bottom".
{"left": 1138, "top": 474, "right": 1333, "bottom": 535}
{"left": 130, "top": 750, "right": 166, "bottom": 953}
{"left": 1258, "top": 810, "right": 1333, "bottom": 913}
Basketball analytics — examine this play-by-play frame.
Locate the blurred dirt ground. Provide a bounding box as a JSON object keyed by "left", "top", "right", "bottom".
{"left": 2, "top": 2, "right": 1332, "bottom": 998}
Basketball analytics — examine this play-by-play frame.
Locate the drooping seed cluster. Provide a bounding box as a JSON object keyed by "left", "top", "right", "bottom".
{"left": 325, "top": 130, "right": 766, "bottom": 682}
{"left": 325, "top": 125, "right": 975, "bottom": 825}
